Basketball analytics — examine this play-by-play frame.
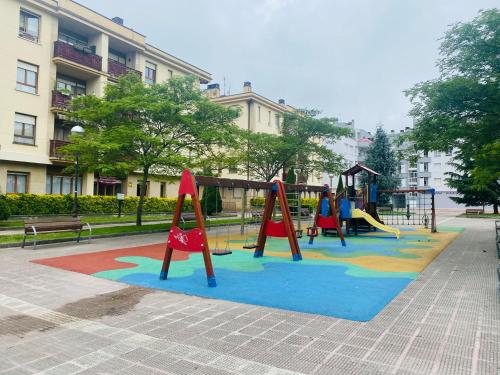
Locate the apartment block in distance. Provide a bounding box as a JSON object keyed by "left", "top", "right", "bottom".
{"left": 0, "top": 0, "right": 211, "bottom": 198}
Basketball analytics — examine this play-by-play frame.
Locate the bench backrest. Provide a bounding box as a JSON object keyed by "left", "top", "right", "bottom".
{"left": 25, "top": 217, "right": 82, "bottom": 225}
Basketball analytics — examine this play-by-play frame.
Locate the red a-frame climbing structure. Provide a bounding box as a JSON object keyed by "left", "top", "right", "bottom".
{"left": 159, "top": 169, "right": 216, "bottom": 287}
{"left": 310, "top": 184, "right": 346, "bottom": 247}
{"left": 254, "top": 180, "right": 302, "bottom": 261}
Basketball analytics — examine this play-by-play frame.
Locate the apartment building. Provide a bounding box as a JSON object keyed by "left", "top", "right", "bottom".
{"left": 0, "top": 0, "right": 211, "bottom": 197}
{"left": 206, "top": 81, "right": 323, "bottom": 208}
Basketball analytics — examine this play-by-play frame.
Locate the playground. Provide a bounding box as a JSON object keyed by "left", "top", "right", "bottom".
{"left": 32, "top": 168, "right": 463, "bottom": 322}
{"left": 33, "top": 225, "right": 461, "bottom": 322}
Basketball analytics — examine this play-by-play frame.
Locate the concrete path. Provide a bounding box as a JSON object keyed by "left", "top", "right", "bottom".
{"left": 0, "top": 214, "right": 498, "bottom": 374}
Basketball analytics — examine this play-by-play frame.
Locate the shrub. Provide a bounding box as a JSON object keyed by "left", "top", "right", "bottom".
{"left": 250, "top": 196, "right": 319, "bottom": 212}
{"left": 1, "top": 194, "right": 192, "bottom": 216}
{"left": 0, "top": 197, "right": 11, "bottom": 220}
{"left": 200, "top": 186, "right": 222, "bottom": 216}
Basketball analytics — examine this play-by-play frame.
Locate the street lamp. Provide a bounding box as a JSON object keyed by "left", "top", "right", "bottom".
{"left": 70, "top": 125, "right": 85, "bottom": 217}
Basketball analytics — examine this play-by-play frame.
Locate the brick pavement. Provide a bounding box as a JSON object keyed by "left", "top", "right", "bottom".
{"left": 0, "top": 214, "right": 498, "bottom": 374}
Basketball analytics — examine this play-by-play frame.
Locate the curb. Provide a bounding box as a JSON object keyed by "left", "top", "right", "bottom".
{"left": 0, "top": 228, "right": 169, "bottom": 249}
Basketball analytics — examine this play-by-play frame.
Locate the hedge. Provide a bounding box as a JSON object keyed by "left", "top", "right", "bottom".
{"left": 1, "top": 194, "right": 193, "bottom": 216}
{"left": 250, "top": 197, "right": 319, "bottom": 211}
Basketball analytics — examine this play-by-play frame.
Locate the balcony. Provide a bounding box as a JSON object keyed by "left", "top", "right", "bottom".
{"left": 53, "top": 41, "right": 102, "bottom": 71}
{"left": 108, "top": 59, "right": 141, "bottom": 78}
{"left": 51, "top": 90, "right": 71, "bottom": 110}
{"left": 49, "top": 139, "right": 70, "bottom": 159}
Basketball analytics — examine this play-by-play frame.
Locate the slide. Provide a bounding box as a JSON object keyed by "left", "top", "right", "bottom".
{"left": 351, "top": 208, "right": 401, "bottom": 239}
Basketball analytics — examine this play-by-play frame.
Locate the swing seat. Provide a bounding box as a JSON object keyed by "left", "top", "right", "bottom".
{"left": 264, "top": 220, "right": 287, "bottom": 237}
{"left": 242, "top": 244, "right": 257, "bottom": 249}
{"left": 167, "top": 226, "right": 205, "bottom": 252}
{"left": 212, "top": 250, "right": 232, "bottom": 256}
{"left": 316, "top": 215, "right": 337, "bottom": 229}
{"left": 295, "top": 229, "right": 303, "bottom": 238}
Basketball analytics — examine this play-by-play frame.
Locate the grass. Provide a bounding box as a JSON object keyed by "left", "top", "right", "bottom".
{"left": 0, "top": 217, "right": 245, "bottom": 245}
{"left": 457, "top": 213, "right": 500, "bottom": 219}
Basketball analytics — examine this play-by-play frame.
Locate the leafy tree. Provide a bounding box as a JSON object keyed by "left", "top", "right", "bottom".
{"left": 285, "top": 167, "right": 296, "bottom": 184}
{"left": 241, "top": 109, "right": 351, "bottom": 182}
{"left": 363, "top": 127, "right": 400, "bottom": 191}
{"left": 63, "top": 74, "right": 239, "bottom": 225}
{"left": 405, "top": 9, "right": 499, "bottom": 207}
{"left": 201, "top": 186, "right": 223, "bottom": 216}
{"left": 336, "top": 175, "right": 344, "bottom": 193}
{"left": 447, "top": 158, "right": 499, "bottom": 213}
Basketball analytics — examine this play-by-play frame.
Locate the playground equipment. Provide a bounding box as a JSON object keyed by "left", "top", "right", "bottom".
{"left": 377, "top": 188, "right": 436, "bottom": 233}
{"left": 160, "top": 169, "right": 216, "bottom": 287}
{"left": 337, "top": 164, "right": 401, "bottom": 238}
{"left": 308, "top": 184, "right": 346, "bottom": 246}
{"left": 253, "top": 180, "right": 302, "bottom": 261}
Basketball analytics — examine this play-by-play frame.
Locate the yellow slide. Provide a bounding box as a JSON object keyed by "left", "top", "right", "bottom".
{"left": 351, "top": 208, "right": 401, "bottom": 239}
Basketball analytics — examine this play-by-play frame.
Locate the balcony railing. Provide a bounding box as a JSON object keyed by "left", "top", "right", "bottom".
{"left": 51, "top": 90, "right": 71, "bottom": 109}
{"left": 49, "top": 139, "right": 70, "bottom": 158}
{"left": 108, "top": 59, "right": 142, "bottom": 78}
{"left": 53, "top": 41, "right": 102, "bottom": 71}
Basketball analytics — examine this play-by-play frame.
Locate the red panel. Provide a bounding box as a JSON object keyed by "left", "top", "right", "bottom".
{"left": 264, "top": 220, "right": 288, "bottom": 237}
{"left": 316, "top": 215, "right": 336, "bottom": 228}
{"left": 178, "top": 169, "right": 196, "bottom": 196}
{"left": 167, "top": 226, "right": 205, "bottom": 252}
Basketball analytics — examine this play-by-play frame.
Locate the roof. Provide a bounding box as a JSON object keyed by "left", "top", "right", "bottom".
{"left": 342, "top": 163, "right": 380, "bottom": 176}
{"left": 357, "top": 137, "right": 373, "bottom": 143}
{"left": 211, "top": 92, "right": 290, "bottom": 113}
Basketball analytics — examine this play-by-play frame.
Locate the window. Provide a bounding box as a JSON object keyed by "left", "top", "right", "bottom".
{"left": 445, "top": 149, "right": 453, "bottom": 156}
{"left": 168, "top": 69, "right": 173, "bottom": 78}
{"left": 108, "top": 49, "right": 126, "bottom": 65}
{"left": 423, "top": 150, "right": 428, "bottom": 157}
{"left": 16, "top": 61, "right": 38, "bottom": 94}
{"left": 7, "top": 173, "right": 28, "bottom": 193}
{"left": 14, "top": 113, "right": 36, "bottom": 145}
{"left": 46, "top": 175, "right": 82, "bottom": 195}
{"left": 423, "top": 177, "right": 429, "bottom": 186}
{"left": 56, "top": 74, "right": 86, "bottom": 96}
{"left": 137, "top": 182, "right": 150, "bottom": 196}
{"left": 268, "top": 111, "right": 271, "bottom": 126}
{"left": 58, "top": 29, "right": 88, "bottom": 46}
{"left": 145, "top": 61, "right": 156, "bottom": 84}
{"left": 160, "top": 182, "right": 166, "bottom": 198}
{"left": 258, "top": 106, "right": 261, "bottom": 122}
{"left": 19, "top": 9, "right": 40, "bottom": 42}
{"left": 275, "top": 114, "right": 280, "bottom": 131}
{"left": 54, "top": 120, "right": 71, "bottom": 141}
{"left": 423, "top": 162, "right": 429, "bottom": 172}
{"left": 433, "top": 151, "right": 441, "bottom": 157}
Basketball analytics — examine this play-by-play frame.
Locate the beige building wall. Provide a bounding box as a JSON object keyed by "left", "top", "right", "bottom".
{"left": 0, "top": 0, "right": 211, "bottom": 200}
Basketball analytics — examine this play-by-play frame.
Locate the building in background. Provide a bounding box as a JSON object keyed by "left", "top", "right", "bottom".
{"left": 0, "top": 0, "right": 210, "bottom": 198}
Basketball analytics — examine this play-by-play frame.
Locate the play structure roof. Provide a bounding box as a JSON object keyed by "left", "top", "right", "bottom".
{"left": 343, "top": 163, "right": 380, "bottom": 176}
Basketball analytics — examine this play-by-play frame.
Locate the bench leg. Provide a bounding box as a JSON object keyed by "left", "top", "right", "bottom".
{"left": 77, "top": 229, "right": 82, "bottom": 243}
{"left": 33, "top": 235, "right": 37, "bottom": 250}
{"left": 22, "top": 235, "right": 26, "bottom": 248}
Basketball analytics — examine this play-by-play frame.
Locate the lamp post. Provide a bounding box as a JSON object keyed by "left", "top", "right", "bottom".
{"left": 70, "top": 125, "right": 85, "bottom": 217}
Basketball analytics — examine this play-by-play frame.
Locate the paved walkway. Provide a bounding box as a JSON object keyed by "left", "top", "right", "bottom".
{"left": 0, "top": 214, "right": 498, "bottom": 374}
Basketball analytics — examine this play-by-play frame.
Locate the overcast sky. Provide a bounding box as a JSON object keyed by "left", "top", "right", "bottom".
{"left": 80, "top": 0, "right": 497, "bottom": 132}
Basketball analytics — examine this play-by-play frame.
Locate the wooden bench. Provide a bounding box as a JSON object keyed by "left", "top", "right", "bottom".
{"left": 466, "top": 208, "right": 484, "bottom": 215}
{"left": 23, "top": 217, "right": 92, "bottom": 249}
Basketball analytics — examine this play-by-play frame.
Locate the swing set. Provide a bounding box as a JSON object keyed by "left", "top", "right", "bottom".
{"left": 159, "top": 170, "right": 326, "bottom": 287}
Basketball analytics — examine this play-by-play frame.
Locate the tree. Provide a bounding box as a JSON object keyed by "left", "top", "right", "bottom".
{"left": 63, "top": 74, "right": 239, "bottom": 225}
{"left": 447, "top": 158, "right": 499, "bottom": 213}
{"left": 285, "top": 167, "right": 296, "bottom": 184}
{"left": 201, "top": 186, "right": 223, "bottom": 216}
{"left": 405, "top": 9, "right": 499, "bottom": 207}
{"left": 336, "top": 175, "right": 344, "bottom": 193}
{"left": 363, "top": 127, "right": 400, "bottom": 190}
{"left": 241, "top": 109, "right": 351, "bottom": 182}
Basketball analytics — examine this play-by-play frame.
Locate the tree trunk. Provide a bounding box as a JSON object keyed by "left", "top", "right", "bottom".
{"left": 136, "top": 167, "right": 149, "bottom": 226}
{"left": 494, "top": 203, "right": 498, "bottom": 214}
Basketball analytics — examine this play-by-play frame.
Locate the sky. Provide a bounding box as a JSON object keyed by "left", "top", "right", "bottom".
{"left": 79, "top": 0, "right": 497, "bottom": 133}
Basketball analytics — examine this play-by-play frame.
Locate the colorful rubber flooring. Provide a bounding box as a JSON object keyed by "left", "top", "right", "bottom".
{"left": 33, "top": 226, "right": 463, "bottom": 322}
